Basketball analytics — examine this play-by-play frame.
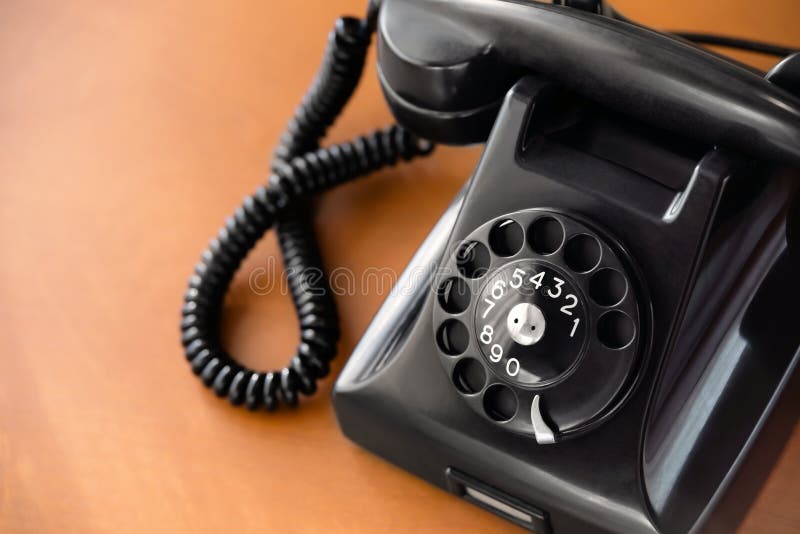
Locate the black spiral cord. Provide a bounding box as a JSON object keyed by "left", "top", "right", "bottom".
{"left": 180, "top": 12, "right": 434, "bottom": 411}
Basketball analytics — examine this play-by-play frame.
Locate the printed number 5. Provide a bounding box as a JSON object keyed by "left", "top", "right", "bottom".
{"left": 510, "top": 268, "right": 525, "bottom": 289}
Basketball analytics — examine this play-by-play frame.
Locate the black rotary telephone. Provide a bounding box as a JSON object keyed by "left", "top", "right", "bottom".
{"left": 180, "top": 1, "right": 800, "bottom": 532}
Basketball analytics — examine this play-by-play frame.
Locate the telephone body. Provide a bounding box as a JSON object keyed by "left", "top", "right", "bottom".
{"left": 180, "top": 1, "right": 800, "bottom": 532}
{"left": 333, "top": 75, "right": 799, "bottom": 532}
{"left": 333, "top": 1, "right": 800, "bottom": 532}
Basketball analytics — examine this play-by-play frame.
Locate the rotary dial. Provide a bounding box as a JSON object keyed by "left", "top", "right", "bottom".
{"left": 432, "top": 209, "right": 644, "bottom": 443}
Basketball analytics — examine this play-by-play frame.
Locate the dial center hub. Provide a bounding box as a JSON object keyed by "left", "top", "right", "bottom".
{"left": 507, "top": 302, "right": 546, "bottom": 346}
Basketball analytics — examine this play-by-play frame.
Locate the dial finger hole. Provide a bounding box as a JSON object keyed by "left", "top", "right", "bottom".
{"left": 453, "top": 358, "right": 487, "bottom": 394}
{"left": 456, "top": 241, "right": 491, "bottom": 278}
{"left": 529, "top": 216, "right": 565, "bottom": 255}
{"left": 597, "top": 310, "right": 636, "bottom": 349}
{"left": 590, "top": 268, "right": 628, "bottom": 307}
{"left": 483, "top": 384, "right": 518, "bottom": 422}
{"left": 436, "top": 319, "right": 469, "bottom": 355}
{"left": 489, "top": 219, "right": 524, "bottom": 257}
{"left": 564, "top": 234, "right": 601, "bottom": 273}
{"left": 437, "top": 277, "right": 471, "bottom": 314}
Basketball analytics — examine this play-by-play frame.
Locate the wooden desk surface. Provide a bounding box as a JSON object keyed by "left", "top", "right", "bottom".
{"left": 1, "top": 1, "right": 798, "bottom": 532}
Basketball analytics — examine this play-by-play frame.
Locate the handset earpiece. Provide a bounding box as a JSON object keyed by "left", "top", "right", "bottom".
{"left": 378, "top": 0, "right": 800, "bottom": 165}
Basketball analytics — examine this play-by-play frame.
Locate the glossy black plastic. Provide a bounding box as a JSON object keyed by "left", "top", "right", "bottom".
{"left": 377, "top": 0, "right": 800, "bottom": 165}
{"left": 431, "top": 208, "right": 644, "bottom": 439}
{"left": 333, "top": 78, "right": 800, "bottom": 533}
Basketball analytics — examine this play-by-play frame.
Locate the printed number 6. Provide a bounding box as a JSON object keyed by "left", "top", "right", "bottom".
{"left": 491, "top": 280, "right": 506, "bottom": 300}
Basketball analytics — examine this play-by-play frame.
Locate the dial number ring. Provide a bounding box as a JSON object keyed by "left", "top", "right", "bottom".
{"left": 475, "top": 261, "right": 588, "bottom": 387}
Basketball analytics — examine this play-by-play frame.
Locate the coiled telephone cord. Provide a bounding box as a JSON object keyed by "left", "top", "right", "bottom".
{"left": 179, "top": 14, "right": 434, "bottom": 410}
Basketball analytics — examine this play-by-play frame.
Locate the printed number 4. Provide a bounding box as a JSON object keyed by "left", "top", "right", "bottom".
{"left": 529, "top": 271, "right": 545, "bottom": 290}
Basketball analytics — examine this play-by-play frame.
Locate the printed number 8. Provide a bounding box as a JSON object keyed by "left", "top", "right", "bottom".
{"left": 480, "top": 325, "right": 493, "bottom": 345}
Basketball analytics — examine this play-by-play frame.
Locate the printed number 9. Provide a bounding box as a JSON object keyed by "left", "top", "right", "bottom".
{"left": 490, "top": 344, "right": 503, "bottom": 363}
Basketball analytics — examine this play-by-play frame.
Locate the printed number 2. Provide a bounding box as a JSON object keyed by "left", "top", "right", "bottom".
{"left": 560, "top": 294, "right": 578, "bottom": 315}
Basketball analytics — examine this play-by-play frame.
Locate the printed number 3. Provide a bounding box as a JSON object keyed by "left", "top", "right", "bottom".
{"left": 547, "top": 277, "right": 564, "bottom": 298}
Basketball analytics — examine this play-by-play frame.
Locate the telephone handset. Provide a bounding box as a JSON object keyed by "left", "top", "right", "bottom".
{"left": 181, "top": 1, "right": 800, "bottom": 532}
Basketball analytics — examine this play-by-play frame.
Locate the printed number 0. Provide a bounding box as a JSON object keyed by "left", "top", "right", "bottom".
{"left": 506, "top": 358, "right": 520, "bottom": 376}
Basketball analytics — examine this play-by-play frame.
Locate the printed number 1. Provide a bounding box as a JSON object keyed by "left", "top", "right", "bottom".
{"left": 570, "top": 318, "right": 580, "bottom": 338}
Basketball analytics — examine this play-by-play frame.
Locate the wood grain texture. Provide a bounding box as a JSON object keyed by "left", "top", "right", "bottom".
{"left": 0, "top": 1, "right": 797, "bottom": 532}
